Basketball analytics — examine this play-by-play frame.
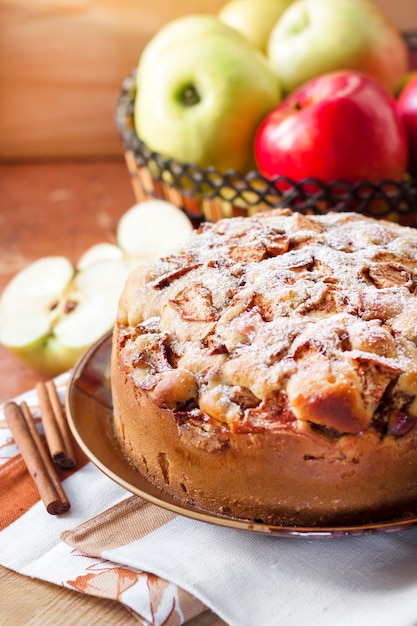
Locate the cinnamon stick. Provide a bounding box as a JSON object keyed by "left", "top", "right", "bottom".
{"left": 36, "top": 380, "right": 76, "bottom": 468}
{"left": 4, "top": 401, "right": 70, "bottom": 515}
{"left": 46, "top": 379, "right": 76, "bottom": 466}
{"left": 20, "top": 401, "right": 70, "bottom": 512}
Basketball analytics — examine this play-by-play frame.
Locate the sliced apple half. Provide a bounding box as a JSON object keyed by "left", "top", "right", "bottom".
{"left": 0, "top": 256, "right": 129, "bottom": 376}
{"left": 77, "top": 242, "right": 124, "bottom": 270}
{"left": 117, "top": 200, "right": 193, "bottom": 264}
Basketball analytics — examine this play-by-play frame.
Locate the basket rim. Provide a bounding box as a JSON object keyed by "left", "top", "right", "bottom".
{"left": 115, "top": 59, "right": 417, "bottom": 220}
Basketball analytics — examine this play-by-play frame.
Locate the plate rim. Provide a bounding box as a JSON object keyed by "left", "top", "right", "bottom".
{"left": 65, "top": 331, "right": 417, "bottom": 538}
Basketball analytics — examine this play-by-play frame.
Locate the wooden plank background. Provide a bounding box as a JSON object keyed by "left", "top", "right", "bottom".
{"left": 0, "top": 0, "right": 416, "bottom": 161}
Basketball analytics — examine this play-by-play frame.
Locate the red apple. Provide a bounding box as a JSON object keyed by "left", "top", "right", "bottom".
{"left": 254, "top": 70, "right": 408, "bottom": 186}
{"left": 397, "top": 74, "right": 417, "bottom": 178}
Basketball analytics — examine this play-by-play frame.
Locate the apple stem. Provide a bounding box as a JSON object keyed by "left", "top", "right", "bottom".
{"left": 181, "top": 85, "right": 201, "bottom": 107}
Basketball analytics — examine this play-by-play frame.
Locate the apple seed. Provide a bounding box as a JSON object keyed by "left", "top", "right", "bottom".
{"left": 64, "top": 299, "right": 78, "bottom": 314}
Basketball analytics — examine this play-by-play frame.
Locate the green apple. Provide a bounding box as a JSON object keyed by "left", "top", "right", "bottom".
{"left": 77, "top": 242, "right": 124, "bottom": 270}
{"left": 135, "top": 14, "right": 281, "bottom": 174}
{"left": 218, "top": 0, "right": 294, "bottom": 53}
{"left": 0, "top": 256, "right": 129, "bottom": 376}
{"left": 267, "top": 0, "right": 408, "bottom": 95}
{"left": 137, "top": 14, "right": 246, "bottom": 76}
{"left": 116, "top": 201, "right": 193, "bottom": 264}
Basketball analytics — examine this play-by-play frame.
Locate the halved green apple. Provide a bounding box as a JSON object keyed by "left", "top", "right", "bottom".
{"left": 77, "top": 242, "right": 124, "bottom": 270}
{"left": 0, "top": 200, "right": 193, "bottom": 375}
{"left": 0, "top": 256, "right": 129, "bottom": 376}
{"left": 116, "top": 200, "right": 193, "bottom": 263}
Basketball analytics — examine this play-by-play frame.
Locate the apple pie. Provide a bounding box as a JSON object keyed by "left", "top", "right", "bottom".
{"left": 111, "top": 209, "right": 417, "bottom": 526}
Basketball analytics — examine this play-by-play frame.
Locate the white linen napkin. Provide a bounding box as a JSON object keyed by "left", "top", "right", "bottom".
{"left": 63, "top": 500, "right": 417, "bottom": 626}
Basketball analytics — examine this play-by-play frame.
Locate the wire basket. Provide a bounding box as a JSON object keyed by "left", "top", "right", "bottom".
{"left": 116, "top": 34, "right": 417, "bottom": 226}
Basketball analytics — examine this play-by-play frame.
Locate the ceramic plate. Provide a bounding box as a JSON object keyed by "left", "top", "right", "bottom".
{"left": 66, "top": 331, "right": 417, "bottom": 538}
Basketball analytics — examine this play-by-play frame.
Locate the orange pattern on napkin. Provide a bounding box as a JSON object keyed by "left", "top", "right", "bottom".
{"left": 61, "top": 496, "right": 223, "bottom": 626}
{"left": 61, "top": 495, "right": 176, "bottom": 552}
{"left": 0, "top": 434, "right": 88, "bottom": 530}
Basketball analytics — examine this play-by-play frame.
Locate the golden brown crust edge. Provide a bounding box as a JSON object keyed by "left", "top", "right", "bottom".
{"left": 111, "top": 327, "right": 417, "bottom": 527}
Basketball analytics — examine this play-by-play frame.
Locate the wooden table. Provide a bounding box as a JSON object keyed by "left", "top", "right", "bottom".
{"left": 0, "top": 160, "right": 222, "bottom": 625}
